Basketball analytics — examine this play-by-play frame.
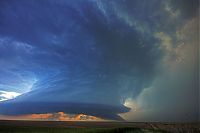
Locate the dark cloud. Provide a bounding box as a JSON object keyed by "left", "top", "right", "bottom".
{"left": 0, "top": 101, "right": 130, "bottom": 121}
{"left": 169, "top": 0, "right": 199, "bottom": 19}
{"left": 0, "top": 0, "right": 198, "bottom": 121}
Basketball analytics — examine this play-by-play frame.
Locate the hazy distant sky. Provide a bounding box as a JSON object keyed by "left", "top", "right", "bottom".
{"left": 0, "top": 0, "right": 199, "bottom": 122}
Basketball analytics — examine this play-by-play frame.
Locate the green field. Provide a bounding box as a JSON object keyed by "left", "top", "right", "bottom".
{"left": 0, "top": 126, "right": 165, "bottom": 133}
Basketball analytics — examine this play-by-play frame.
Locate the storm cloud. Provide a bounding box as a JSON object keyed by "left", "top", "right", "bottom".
{"left": 0, "top": 0, "right": 199, "bottom": 121}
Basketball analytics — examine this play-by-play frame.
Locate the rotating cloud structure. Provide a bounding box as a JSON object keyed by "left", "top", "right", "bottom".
{"left": 0, "top": 0, "right": 198, "bottom": 121}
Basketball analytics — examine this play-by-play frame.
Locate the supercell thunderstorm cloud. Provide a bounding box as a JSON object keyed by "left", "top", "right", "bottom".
{"left": 0, "top": 0, "right": 199, "bottom": 121}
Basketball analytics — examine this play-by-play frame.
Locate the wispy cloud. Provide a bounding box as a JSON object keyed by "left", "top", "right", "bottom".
{"left": 0, "top": 90, "right": 21, "bottom": 101}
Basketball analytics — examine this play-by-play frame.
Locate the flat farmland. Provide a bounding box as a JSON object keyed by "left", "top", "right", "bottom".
{"left": 0, "top": 120, "right": 199, "bottom": 133}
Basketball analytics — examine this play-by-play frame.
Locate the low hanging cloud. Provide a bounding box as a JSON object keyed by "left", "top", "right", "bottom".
{"left": 0, "top": 112, "right": 102, "bottom": 121}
